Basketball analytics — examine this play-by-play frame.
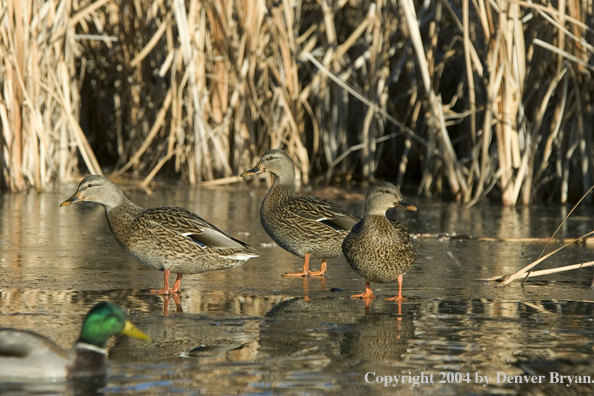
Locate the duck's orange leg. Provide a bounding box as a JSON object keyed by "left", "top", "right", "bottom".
{"left": 283, "top": 253, "right": 312, "bottom": 277}
{"left": 308, "top": 258, "right": 327, "bottom": 276}
{"left": 385, "top": 275, "right": 407, "bottom": 302}
{"left": 171, "top": 273, "right": 183, "bottom": 293}
{"left": 150, "top": 269, "right": 172, "bottom": 295}
{"left": 351, "top": 279, "right": 375, "bottom": 301}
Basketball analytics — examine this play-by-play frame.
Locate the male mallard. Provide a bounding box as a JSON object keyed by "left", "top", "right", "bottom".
{"left": 0, "top": 302, "right": 150, "bottom": 379}
{"left": 342, "top": 181, "right": 417, "bottom": 302}
{"left": 242, "top": 149, "right": 360, "bottom": 277}
{"left": 61, "top": 175, "right": 258, "bottom": 294}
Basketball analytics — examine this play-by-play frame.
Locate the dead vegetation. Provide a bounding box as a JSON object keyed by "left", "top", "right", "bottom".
{"left": 0, "top": 0, "right": 592, "bottom": 205}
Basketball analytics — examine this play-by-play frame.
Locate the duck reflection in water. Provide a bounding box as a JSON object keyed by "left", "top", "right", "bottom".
{"left": 260, "top": 297, "right": 414, "bottom": 374}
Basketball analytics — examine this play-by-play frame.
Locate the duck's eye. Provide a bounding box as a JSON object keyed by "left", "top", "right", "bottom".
{"left": 384, "top": 189, "right": 390, "bottom": 194}
{"left": 87, "top": 183, "right": 93, "bottom": 188}
{"left": 267, "top": 156, "right": 273, "bottom": 161}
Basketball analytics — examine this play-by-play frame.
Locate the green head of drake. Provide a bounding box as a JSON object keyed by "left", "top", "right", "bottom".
{"left": 78, "top": 302, "right": 151, "bottom": 348}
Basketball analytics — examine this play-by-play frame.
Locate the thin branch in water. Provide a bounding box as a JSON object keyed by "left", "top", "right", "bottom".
{"left": 521, "top": 184, "right": 594, "bottom": 285}
{"left": 482, "top": 230, "right": 594, "bottom": 285}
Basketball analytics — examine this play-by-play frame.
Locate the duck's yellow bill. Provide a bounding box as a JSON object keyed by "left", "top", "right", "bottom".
{"left": 122, "top": 320, "right": 152, "bottom": 342}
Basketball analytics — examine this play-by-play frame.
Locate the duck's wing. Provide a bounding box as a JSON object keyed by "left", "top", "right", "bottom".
{"left": 0, "top": 329, "right": 71, "bottom": 379}
{"left": 388, "top": 219, "right": 414, "bottom": 238}
{"left": 137, "top": 207, "right": 250, "bottom": 250}
{"left": 388, "top": 219, "right": 415, "bottom": 257}
{"left": 288, "top": 196, "right": 361, "bottom": 232}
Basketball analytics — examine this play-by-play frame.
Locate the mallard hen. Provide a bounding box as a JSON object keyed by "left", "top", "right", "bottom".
{"left": 242, "top": 149, "right": 360, "bottom": 277}
{"left": 342, "top": 181, "right": 417, "bottom": 302}
{"left": 0, "top": 302, "right": 150, "bottom": 379}
{"left": 61, "top": 175, "right": 258, "bottom": 294}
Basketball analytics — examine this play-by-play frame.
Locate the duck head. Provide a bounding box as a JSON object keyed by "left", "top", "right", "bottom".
{"left": 78, "top": 302, "right": 151, "bottom": 349}
{"left": 364, "top": 181, "right": 417, "bottom": 216}
{"left": 61, "top": 175, "right": 130, "bottom": 211}
{"left": 241, "top": 149, "right": 296, "bottom": 184}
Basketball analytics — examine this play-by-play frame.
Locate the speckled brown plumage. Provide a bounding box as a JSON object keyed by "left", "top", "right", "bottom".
{"left": 110, "top": 206, "right": 254, "bottom": 274}
{"left": 342, "top": 181, "right": 417, "bottom": 302}
{"left": 61, "top": 175, "right": 257, "bottom": 294}
{"left": 242, "top": 149, "right": 360, "bottom": 277}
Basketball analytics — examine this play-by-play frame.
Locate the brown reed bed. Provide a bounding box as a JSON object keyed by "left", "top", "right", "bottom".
{"left": 0, "top": 0, "right": 592, "bottom": 205}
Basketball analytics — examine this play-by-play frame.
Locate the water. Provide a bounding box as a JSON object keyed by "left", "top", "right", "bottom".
{"left": 1, "top": 182, "right": 593, "bottom": 395}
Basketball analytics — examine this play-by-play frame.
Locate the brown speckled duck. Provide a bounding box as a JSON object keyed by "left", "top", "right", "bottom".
{"left": 61, "top": 175, "right": 258, "bottom": 294}
{"left": 241, "top": 149, "right": 360, "bottom": 277}
{"left": 342, "top": 181, "right": 417, "bottom": 302}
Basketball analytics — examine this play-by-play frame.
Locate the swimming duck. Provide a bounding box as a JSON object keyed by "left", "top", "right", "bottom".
{"left": 0, "top": 302, "right": 151, "bottom": 379}
{"left": 242, "top": 149, "right": 360, "bottom": 277}
{"left": 61, "top": 175, "right": 258, "bottom": 294}
{"left": 342, "top": 181, "right": 417, "bottom": 302}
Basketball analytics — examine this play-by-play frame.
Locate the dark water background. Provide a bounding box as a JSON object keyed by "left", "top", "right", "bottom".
{"left": 1, "top": 182, "right": 593, "bottom": 395}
